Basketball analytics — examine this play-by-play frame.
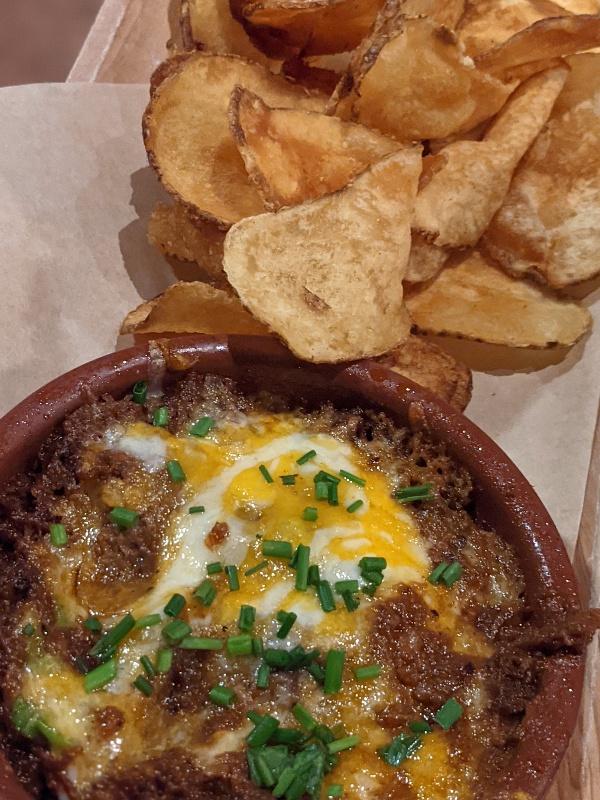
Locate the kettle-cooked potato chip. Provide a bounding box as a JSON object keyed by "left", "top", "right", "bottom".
{"left": 405, "top": 233, "right": 449, "bottom": 283}
{"left": 483, "top": 53, "right": 600, "bottom": 287}
{"left": 223, "top": 149, "right": 422, "bottom": 362}
{"left": 406, "top": 250, "right": 592, "bottom": 347}
{"left": 331, "top": 5, "right": 516, "bottom": 141}
{"left": 143, "top": 52, "right": 325, "bottom": 227}
{"left": 413, "top": 66, "right": 568, "bottom": 247}
{"left": 228, "top": 87, "right": 400, "bottom": 209}
{"left": 400, "top": 0, "right": 465, "bottom": 29}
{"left": 121, "top": 281, "right": 271, "bottom": 336}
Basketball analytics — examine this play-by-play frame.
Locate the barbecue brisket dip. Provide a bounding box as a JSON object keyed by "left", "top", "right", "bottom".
{"left": 0, "top": 372, "right": 597, "bottom": 800}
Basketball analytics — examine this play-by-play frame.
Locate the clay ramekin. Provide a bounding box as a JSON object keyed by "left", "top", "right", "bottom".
{"left": 0, "top": 334, "right": 584, "bottom": 800}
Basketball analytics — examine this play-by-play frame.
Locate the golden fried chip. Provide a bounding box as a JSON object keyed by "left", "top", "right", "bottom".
{"left": 556, "top": 0, "right": 599, "bottom": 11}
{"left": 475, "top": 14, "right": 600, "bottom": 78}
{"left": 413, "top": 66, "right": 568, "bottom": 247}
{"left": 400, "top": 0, "right": 466, "bottom": 29}
{"left": 120, "top": 282, "right": 271, "bottom": 336}
{"left": 331, "top": 6, "right": 516, "bottom": 141}
{"left": 228, "top": 87, "right": 400, "bottom": 210}
{"left": 483, "top": 54, "right": 600, "bottom": 287}
{"left": 375, "top": 335, "right": 473, "bottom": 410}
{"left": 240, "top": 0, "right": 385, "bottom": 56}
{"left": 223, "top": 149, "right": 422, "bottom": 362}
{"left": 148, "top": 202, "right": 227, "bottom": 284}
{"left": 458, "top": 0, "right": 571, "bottom": 58}
{"left": 143, "top": 52, "right": 325, "bottom": 227}
{"left": 405, "top": 233, "right": 449, "bottom": 283}
{"left": 406, "top": 250, "right": 591, "bottom": 347}
{"left": 181, "top": 0, "right": 279, "bottom": 68}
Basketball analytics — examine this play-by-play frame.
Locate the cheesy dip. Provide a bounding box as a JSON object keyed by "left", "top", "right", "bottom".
{"left": 0, "top": 372, "right": 596, "bottom": 800}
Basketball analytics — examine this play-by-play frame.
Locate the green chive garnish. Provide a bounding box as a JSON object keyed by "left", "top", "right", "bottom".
{"left": 131, "top": 380, "right": 147, "bottom": 405}
{"left": 315, "top": 481, "right": 329, "bottom": 501}
{"left": 359, "top": 556, "right": 387, "bottom": 571}
{"left": 246, "top": 714, "right": 279, "bottom": 747}
{"left": 162, "top": 619, "right": 192, "bottom": 645}
{"left": 394, "top": 483, "right": 435, "bottom": 503}
{"left": 276, "top": 611, "right": 297, "bottom": 638}
{"left": 189, "top": 506, "right": 205, "bottom": 514}
{"left": 440, "top": 562, "right": 463, "bottom": 588}
{"left": 409, "top": 721, "right": 432, "bottom": 735}
{"left": 435, "top": 698, "right": 463, "bottom": 730}
{"left": 209, "top": 684, "right": 236, "bottom": 707}
{"left": 133, "top": 613, "right": 162, "bottom": 629}
{"left": 307, "top": 565, "right": 321, "bottom": 586}
{"left": 239, "top": 605, "right": 256, "bottom": 633}
{"left": 327, "top": 735, "right": 361, "bottom": 754}
{"left": 153, "top": 407, "right": 169, "bottom": 427}
{"left": 256, "top": 661, "right": 271, "bottom": 689}
{"left": 140, "top": 655, "right": 156, "bottom": 678}
{"left": 22, "top": 623, "right": 35, "bottom": 637}
{"left": 206, "top": 561, "right": 222, "bottom": 575}
{"left": 428, "top": 562, "right": 449, "bottom": 584}
{"left": 335, "top": 580, "right": 359, "bottom": 593}
{"left": 167, "top": 459, "right": 186, "bottom": 483}
{"left": 227, "top": 634, "right": 253, "bottom": 656}
{"left": 294, "top": 545, "right": 310, "bottom": 591}
{"left": 84, "top": 659, "right": 117, "bottom": 692}
{"left": 133, "top": 675, "right": 153, "bottom": 696}
{"left": 302, "top": 507, "right": 318, "bottom": 522}
{"left": 49, "top": 523, "right": 67, "bottom": 547}
{"left": 194, "top": 578, "right": 217, "bottom": 606}
{"left": 273, "top": 767, "right": 297, "bottom": 798}
{"left": 89, "top": 613, "right": 135, "bottom": 658}
{"left": 317, "top": 581, "right": 336, "bottom": 613}
{"left": 179, "top": 637, "right": 223, "bottom": 650}
{"left": 327, "top": 785, "right": 343, "bottom": 797}
{"left": 259, "top": 465, "right": 274, "bottom": 484}
{"left": 327, "top": 482, "right": 339, "bottom": 506}
{"left": 108, "top": 506, "right": 139, "bottom": 530}
{"left": 292, "top": 703, "right": 316, "bottom": 732}
{"left": 252, "top": 637, "right": 264, "bottom": 656}
{"left": 225, "top": 565, "right": 240, "bottom": 591}
{"left": 84, "top": 616, "right": 102, "bottom": 633}
{"left": 163, "top": 593, "right": 185, "bottom": 617}
{"left": 346, "top": 500, "right": 364, "bottom": 514}
{"left": 324, "top": 649, "right": 345, "bottom": 695}
{"left": 280, "top": 475, "right": 297, "bottom": 485}
{"left": 342, "top": 591, "right": 359, "bottom": 612}
{"left": 262, "top": 540, "right": 293, "bottom": 559}
{"left": 354, "top": 665, "right": 381, "bottom": 681}
{"left": 155, "top": 648, "right": 172, "bottom": 673}
{"left": 296, "top": 450, "right": 317, "bottom": 465}
{"left": 190, "top": 417, "right": 215, "bottom": 438}
{"left": 314, "top": 470, "right": 340, "bottom": 485}
{"left": 245, "top": 561, "right": 268, "bottom": 577}
{"left": 339, "top": 470, "right": 366, "bottom": 486}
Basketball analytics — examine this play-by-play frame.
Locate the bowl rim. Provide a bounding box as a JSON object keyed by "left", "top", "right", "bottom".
{"left": 0, "top": 334, "right": 585, "bottom": 800}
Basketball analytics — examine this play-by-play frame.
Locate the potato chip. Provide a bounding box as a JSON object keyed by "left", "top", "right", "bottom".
{"left": 482, "top": 53, "right": 600, "bottom": 287}
{"left": 331, "top": 7, "right": 516, "bottom": 141}
{"left": 556, "top": 0, "right": 599, "bottom": 12}
{"left": 148, "top": 202, "right": 227, "bottom": 283}
{"left": 223, "top": 149, "right": 422, "bottom": 362}
{"left": 143, "top": 52, "right": 325, "bottom": 227}
{"left": 458, "top": 0, "right": 571, "bottom": 57}
{"left": 240, "top": 0, "right": 385, "bottom": 56}
{"left": 229, "top": 87, "right": 400, "bottom": 209}
{"left": 400, "top": 0, "right": 466, "bottom": 29}
{"left": 120, "top": 281, "right": 271, "bottom": 336}
{"left": 181, "top": 0, "right": 279, "bottom": 68}
{"left": 405, "top": 233, "right": 448, "bottom": 283}
{"left": 375, "top": 335, "right": 472, "bottom": 410}
{"left": 475, "top": 14, "right": 600, "bottom": 78}
{"left": 405, "top": 250, "right": 591, "bottom": 347}
{"left": 413, "top": 66, "right": 568, "bottom": 247}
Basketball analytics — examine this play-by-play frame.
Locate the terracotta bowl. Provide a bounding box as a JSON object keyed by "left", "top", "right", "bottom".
{"left": 0, "top": 334, "right": 583, "bottom": 800}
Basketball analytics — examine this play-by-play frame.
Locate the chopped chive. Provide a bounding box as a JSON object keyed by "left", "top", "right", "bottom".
{"left": 179, "top": 636, "right": 223, "bottom": 650}
{"left": 259, "top": 465, "right": 274, "bottom": 484}
{"left": 314, "top": 470, "right": 340, "bottom": 485}
{"left": 409, "top": 721, "right": 432, "bottom": 735}
{"left": 252, "top": 637, "right": 264, "bottom": 656}
{"left": 324, "top": 649, "right": 345, "bottom": 695}
{"left": 190, "top": 417, "right": 215, "bottom": 438}
{"left": 362, "top": 570, "right": 384, "bottom": 586}
{"left": 327, "top": 482, "right": 339, "bottom": 506}
{"left": 292, "top": 703, "right": 316, "bottom": 732}
{"left": 227, "top": 634, "right": 253, "bottom": 656}
{"left": 225, "top": 565, "right": 240, "bottom": 591}
{"left": 307, "top": 565, "right": 321, "bottom": 586}
{"left": 342, "top": 590, "right": 359, "bottom": 612}
{"left": 339, "top": 470, "right": 366, "bottom": 486}
{"left": 167, "top": 459, "right": 186, "bottom": 483}
{"left": 193, "top": 578, "right": 217, "bottom": 606}
{"left": 239, "top": 605, "right": 256, "bottom": 633}
{"left": 84, "top": 616, "right": 102, "bottom": 633}
{"left": 245, "top": 561, "right": 268, "bottom": 577}
{"left": 133, "top": 675, "right": 153, "bottom": 697}
{"left": 286, "top": 775, "right": 309, "bottom": 800}
{"left": 428, "top": 562, "right": 449, "bottom": 584}
{"left": 335, "top": 580, "right": 359, "bottom": 594}
{"left": 153, "top": 407, "right": 169, "bottom": 427}
{"left": 394, "top": 483, "right": 435, "bottom": 503}
{"left": 134, "top": 613, "right": 162, "bottom": 629}
{"left": 89, "top": 613, "right": 135, "bottom": 657}
{"left": 289, "top": 547, "right": 299, "bottom": 569}
{"left": 131, "top": 380, "right": 147, "bottom": 405}
{"left": 49, "top": 523, "right": 67, "bottom": 547}
{"left": 302, "top": 507, "right": 318, "bottom": 522}
{"left": 440, "top": 562, "right": 463, "bottom": 588}
{"left": 247, "top": 711, "right": 263, "bottom": 726}
{"left": 189, "top": 506, "right": 205, "bottom": 514}
{"left": 294, "top": 545, "right": 310, "bottom": 591}
{"left": 108, "top": 506, "right": 139, "bottom": 530}
{"left": 163, "top": 593, "right": 185, "bottom": 618}
{"left": 74, "top": 657, "right": 89, "bottom": 674}
{"left": 435, "top": 698, "right": 463, "bottom": 730}
{"left": 155, "top": 648, "right": 173, "bottom": 673}
{"left": 162, "top": 619, "right": 192, "bottom": 645}
{"left": 273, "top": 767, "right": 297, "bottom": 798}
{"left": 256, "top": 661, "right": 271, "bottom": 689}
{"left": 84, "top": 658, "right": 117, "bottom": 692}
{"left": 358, "top": 557, "right": 387, "bottom": 572}
{"left": 276, "top": 611, "right": 297, "bottom": 639}
{"left": 207, "top": 561, "right": 222, "bottom": 575}
{"left": 354, "top": 664, "right": 381, "bottom": 681}
{"left": 209, "top": 684, "right": 236, "bottom": 708}
{"left": 308, "top": 662, "right": 325, "bottom": 683}
{"left": 378, "top": 733, "right": 422, "bottom": 766}
{"left": 346, "top": 500, "right": 364, "bottom": 514}
{"left": 280, "top": 475, "right": 297, "bottom": 485}
{"left": 315, "top": 481, "right": 329, "bottom": 501}
{"left": 296, "top": 450, "right": 317, "bottom": 465}
{"left": 317, "top": 581, "right": 336, "bottom": 613}
{"left": 22, "top": 623, "right": 35, "bottom": 637}
{"left": 256, "top": 753, "right": 277, "bottom": 787}
{"left": 327, "top": 735, "right": 361, "bottom": 754}
{"left": 246, "top": 714, "right": 279, "bottom": 748}
{"left": 11, "top": 697, "right": 41, "bottom": 738}
{"left": 361, "top": 583, "right": 378, "bottom": 597}
{"left": 327, "top": 785, "right": 343, "bottom": 797}
{"left": 262, "top": 540, "right": 293, "bottom": 559}
{"left": 264, "top": 649, "right": 290, "bottom": 668}
{"left": 140, "top": 655, "right": 156, "bottom": 678}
